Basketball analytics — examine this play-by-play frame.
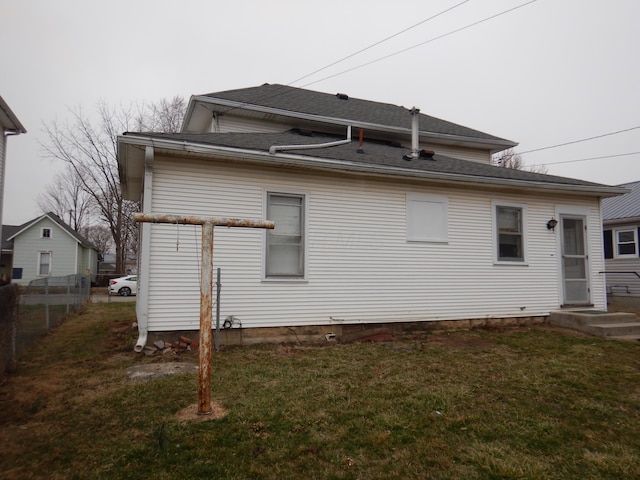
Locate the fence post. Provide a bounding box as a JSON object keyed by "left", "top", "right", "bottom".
{"left": 66, "top": 276, "right": 71, "bottom": 314}
{"left": 45, "top": 277, "right": 50, "bottom": 331}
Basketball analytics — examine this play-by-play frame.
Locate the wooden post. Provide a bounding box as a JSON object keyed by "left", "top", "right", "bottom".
{"left": 133, "top": 213, "right": 274, "bottom": 415}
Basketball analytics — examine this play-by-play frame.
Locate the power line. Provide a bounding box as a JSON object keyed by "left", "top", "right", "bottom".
{"left": 218, "top": 1, "right": 474, "bottom": 117}
{"left": 529, "top": 151, "right": 640, "bottom": 167}
{"left": 288, "top": 0, "right": 472, "bottom": 86}
{"left": 215, "top": 0, "right": 537, "bottom": 118}
{"left": 301, "top": 0, "right": 538, "bottom": 88}
{"left": 518, "top": 126, "right": 640, "bottom": 155}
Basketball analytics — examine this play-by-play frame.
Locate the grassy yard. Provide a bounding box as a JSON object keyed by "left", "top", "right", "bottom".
{"left": 1, "top": 303, "right": 640, "bottom": 479}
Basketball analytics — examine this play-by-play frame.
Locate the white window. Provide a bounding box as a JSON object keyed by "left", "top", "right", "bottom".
{"left": 38, "top": 252, "right": 52, "bottom": 275}
{"left": 493, "top": 202, "right": 527, "bottom": 263}
{"left": 265, "top": 193, "right": 305, "bottom": 278}
{"left": 614, "top": 228, "right": 638, "bottom": 257}
{"left": 42, "top": 228, "right": 51, "bottom": 238}
{"left": 406, "top": 193, "right": 448, "bottom": 242}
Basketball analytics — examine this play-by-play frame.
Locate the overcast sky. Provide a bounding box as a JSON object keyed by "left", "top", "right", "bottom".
{"left": 2, "top": 0, "right": 639, "bottom": 225}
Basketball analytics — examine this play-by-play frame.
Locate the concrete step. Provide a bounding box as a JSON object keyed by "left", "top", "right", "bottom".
{"left": 549, "top": 310, "right": 640, "bottom": 338}
{"left": 583, "top": 322, "right": 640, "bottom": 337}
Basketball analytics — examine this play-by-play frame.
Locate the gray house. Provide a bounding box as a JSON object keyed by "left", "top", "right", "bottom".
{"left": 603, "top": 180, "right": 640, "bottom": 296}
{"left": 8, "top": 212, "right": 98, "bottom": 285}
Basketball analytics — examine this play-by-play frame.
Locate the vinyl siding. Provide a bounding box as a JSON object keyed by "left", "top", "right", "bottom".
{"left": 144, "top": 156, "right": 605, "bottom": 331}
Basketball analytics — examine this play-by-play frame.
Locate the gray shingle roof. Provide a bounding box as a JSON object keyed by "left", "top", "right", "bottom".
{"left": 124, "top": 130, "right": 607, "bottom": 188}
{"left": 200, "top": 84, "right": 514, "bottom": 145}
{"left": 602, "top": 180, "right": 640, "bottom": 221}
{"left": 1, "top": 225, "right": 21, "bottom": 251}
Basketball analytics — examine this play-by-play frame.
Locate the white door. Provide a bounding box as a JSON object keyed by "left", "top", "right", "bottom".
{"left": 560, "top": 215, "right": 590, "bottom": 305}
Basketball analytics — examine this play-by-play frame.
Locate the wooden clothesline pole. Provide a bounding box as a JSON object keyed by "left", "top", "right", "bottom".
{"left": 134, "top": 213, "right": 274, "bottom": 415}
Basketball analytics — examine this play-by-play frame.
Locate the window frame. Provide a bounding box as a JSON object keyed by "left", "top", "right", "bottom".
{"left": 492, "top": 201, "right": 528, "bottom": 265}
{"left": 41, "top": 228, "right": 52, "bottom": 238}
{"left": 613, "top": 227, "right": 638, "bottom": 258}
{"left": 38, "top": 251, "right": 52, "bottom": 276}
{"left": 406, "top": 193, "right": 449, "bottom": 243}
{"left": 263, "top": 191, "right": 308, "bottom": 281}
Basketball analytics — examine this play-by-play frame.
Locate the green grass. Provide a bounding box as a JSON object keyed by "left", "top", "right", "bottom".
{"left": 1, "top": 302, "right": 639, "bottom": 479}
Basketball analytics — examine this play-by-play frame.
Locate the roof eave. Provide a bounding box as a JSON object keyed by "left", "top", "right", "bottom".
{"left": 184, "top": 95, "right": 517, "bottom": 151}
{"left": 0, "top": 96, "right": 26, "bottom": 134}
{"left": 119, "top": 135, "right": 624, "bottom": 199}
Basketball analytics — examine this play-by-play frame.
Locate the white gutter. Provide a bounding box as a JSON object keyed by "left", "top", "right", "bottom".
{"left": 134, "top": 145, "right": 154, "bottom": 352}
{"left": 119, "top": 135, "right": 628, "bottom": 198}
{"left": 268, "top": 126, "right": 352, "bottom": 154}
{"left": 185, "top": 95, "right": 518, "bottom": 149}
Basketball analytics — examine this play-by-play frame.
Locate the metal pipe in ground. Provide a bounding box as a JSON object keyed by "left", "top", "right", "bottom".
{"left": 198, "top": 222, "right": 214, "bottom": 415}
{"left": 215, "top": 267, "right": 221, "bottom": 352}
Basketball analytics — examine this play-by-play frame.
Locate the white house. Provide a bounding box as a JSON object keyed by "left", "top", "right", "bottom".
{"left": 0, "top": 96, "right": 26, "bottom": 269}
{"left": 117, "top": 84, "right": 626, "bottom": 350}
{"left": 602, "top": 180, "right": 640, "bottom": 296}
{"left": 9, "top": 212, "right": 98, "bottom": 285}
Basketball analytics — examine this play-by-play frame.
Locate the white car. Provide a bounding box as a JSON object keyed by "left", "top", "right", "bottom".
{"left": 108, "top": 275, "right": 137, "bottom": 296}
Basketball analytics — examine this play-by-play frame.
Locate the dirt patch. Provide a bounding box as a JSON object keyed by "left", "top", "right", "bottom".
{"left": 426, "top": 333, "right": 496, "bottom": 349}
{"left": 126, "top": 362, "right": 198, "bottom": 381}
{"left": 175, "top": 402, "right": 227, "bottom": 422}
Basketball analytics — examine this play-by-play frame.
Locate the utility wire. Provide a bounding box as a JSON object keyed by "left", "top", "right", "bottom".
{"left": 517, "top": 126, "right": 640, "bottom": 155}
{"left": 301, "top": 0, "right": 538, "bottom": 88}
{"left": 288, "top": 0, "right": 471, "bottom": 86}
{"left": 529, "top": 151, "right": 640, "bottom": 168}
{"left": 216, "top": 0, "right": 474, "bottom": 117}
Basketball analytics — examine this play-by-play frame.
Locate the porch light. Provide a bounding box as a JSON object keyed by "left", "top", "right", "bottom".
{"left": 547, "top": 218, "right": 558, "bottom": 231}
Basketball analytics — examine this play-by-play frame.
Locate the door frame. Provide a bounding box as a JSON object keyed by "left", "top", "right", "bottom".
{"left": 555, "top": 205, "right": 592, "bottom": 307}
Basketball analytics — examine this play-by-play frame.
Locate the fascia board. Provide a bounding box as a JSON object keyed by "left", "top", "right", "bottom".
{"left": 118, "top": 135, "right": 626, "bottom": 198}
{"left": 0, "top": 96, "right": 26, "bottom": 133}
{"left": 603, "top": 216, "right": 640, "bottom": 226}
{"left": 188, "top": 95, "right": 517, "bottom": 150}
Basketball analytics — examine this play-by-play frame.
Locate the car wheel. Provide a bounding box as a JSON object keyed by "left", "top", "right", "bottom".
{"left": 119, "top": 287, "right": 132, "bottom": 297}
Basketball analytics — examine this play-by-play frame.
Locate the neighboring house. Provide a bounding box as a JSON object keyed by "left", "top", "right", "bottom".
{"left": 0, "top": 224, "right": 20, "bottom": 284}
{"left": 9, "top": 212, "right": 99, "bottom": 285}
{"left": 0, "top": 96, "right": 26, "bottom": 271}
{"left": 117, "top": 83, "right": 626, "bottom": 349}
{"left": 602, "top": 180, "right": 640, "bottom": 296}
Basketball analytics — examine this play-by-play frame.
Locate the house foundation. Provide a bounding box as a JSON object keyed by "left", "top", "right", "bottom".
{"left": 145, "top": 315, "right": 549, "bottom": 349}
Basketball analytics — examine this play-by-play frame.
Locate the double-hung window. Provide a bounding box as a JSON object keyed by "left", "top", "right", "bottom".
{"left": 265, "top": 192, "right": 305, "bottom": 278}
{"left": 42, "top": 228, "right": 51, "bottom": 238}
{"left": 38, "top": 252, "right": 52, "bottom": 276}
{"left": 494, "top": 202, "right": 526, "bottom": 263}
{"left": 615, "top": 228, "right": 638, "bottom": 257}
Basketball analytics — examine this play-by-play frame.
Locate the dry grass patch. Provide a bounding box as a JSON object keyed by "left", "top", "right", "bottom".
{"left": 1, "top": 303, "right": 640, "bottom": 479}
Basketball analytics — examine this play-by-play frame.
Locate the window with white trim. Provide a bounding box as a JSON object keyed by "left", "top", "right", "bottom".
{"left": 38, "top": 252, "right": 52, "bottom": 275}
{"left": 42, "top": 228, "right": 51, "bottom": 238}
{"left": 265, "top": 193, "right": 305, "bottom": 278}
{"left": 614, "top": 228, "right": 638, "bottom": 257}
{"left": 494, "top": 202, "right": 526, "bottom": 263}
{"left": 406, "top": 193, "right": 448, "bottom": 243}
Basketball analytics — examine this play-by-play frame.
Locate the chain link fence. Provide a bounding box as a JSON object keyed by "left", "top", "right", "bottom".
{"left": 0, "top": 274, "right": 91, "bottom": 375}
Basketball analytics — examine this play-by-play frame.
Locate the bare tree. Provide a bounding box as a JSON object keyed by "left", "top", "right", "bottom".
{"left": 81, "top": 225, "right": 113, "bottom": 258}
{"left": 135, "top": 96, "right": 185, "bottom": 132}
{"left": 493, "top": 148, "right": 548, "bottom": 174}
{"left": 41, "top": 98, "right": 185, "bottom": 273}
{"left": 37, "top": 164, "right": 93, "bottom": 230}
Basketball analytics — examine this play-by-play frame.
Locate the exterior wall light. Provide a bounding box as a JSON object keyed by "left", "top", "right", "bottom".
{"left": 547, "top": 218, "right": 558, "bottom": 231}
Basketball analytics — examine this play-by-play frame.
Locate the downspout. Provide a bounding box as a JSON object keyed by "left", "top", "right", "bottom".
{"left": 410, "top": 107, "right": 420, "bottom": 159}
{"left": 134, "top": 145, "right": 155, "bottom": 352}
{"left": 269, "top": 126, "right": 352, "bottom": 154}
